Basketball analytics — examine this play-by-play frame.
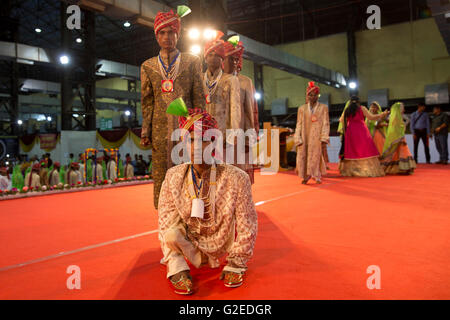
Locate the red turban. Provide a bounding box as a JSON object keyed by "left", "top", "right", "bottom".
{"left": 306, "top": 81, "right": 320, "bottom": 96}
{"left": 32, "top": 163, "right": 41, "bottom": 171}
{"left": 179, "top": 108, "right": 218, "bottom": 137}
{"left": 204, "top": 31, "right": 225, "bottom": 59}
{"left": 154, "top": 10, "right": 181, "bottom": 36}
{"left": 70, "top": 162, "right": 79, "bottom": 169}
{"left": 224, "top": 41, "right": 244, "bottom": 58}
{"left": 54, "top": 162, "right": 61, "bottom": 168}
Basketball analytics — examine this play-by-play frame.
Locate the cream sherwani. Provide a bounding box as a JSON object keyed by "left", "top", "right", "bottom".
{"left": 158, "top": 163, "right": 257, "bottom": 278}
{"left": 107, "top": 160, "right": 117, "bottom": 180}
{"left": 294, "top": 102, "right": 330, "bottom": 180}
{"left": 204, "top": 69, "right": 241, "bottom": 145}
{"left": 24, "top": 172, "right": 41, "bottom": 188}
{"left": 92, "top": 163, "right": 103, "bottom": 182}
{"left": 237, "top": 74, "right": 258, "bottom": 184}
{"left": 124, "top": 163, "right": 134, "bottom": 178}
{"left": 49, "top": 169, "right": 60, "bottom": 186}
{"left": 66, "top": 170, "right": 79, "bottom": 185}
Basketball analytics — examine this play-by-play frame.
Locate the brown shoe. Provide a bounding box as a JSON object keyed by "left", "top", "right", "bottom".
{"left": 169, "top": 271, "right": 194, "bottom": 295}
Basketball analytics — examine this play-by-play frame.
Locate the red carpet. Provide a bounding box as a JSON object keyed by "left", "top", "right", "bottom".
{"left": 0, "top": 164, "right": 449, "bottom": 300}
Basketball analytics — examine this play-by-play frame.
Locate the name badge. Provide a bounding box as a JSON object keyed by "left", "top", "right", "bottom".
{"left": 191, "top": 198, "right": 205, "bottom": 219}
{"left": 161, "top": 80, "right": 174, "bottom": 93}
{"left": 311, "top": 115, "right": 318, "bottom": 123}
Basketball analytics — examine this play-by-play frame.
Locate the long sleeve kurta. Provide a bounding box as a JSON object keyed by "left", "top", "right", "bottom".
{"left": 158, "top": 164, "right": 257, "bottom": 276}
{"left": 107, "top": 160, "right": 117, "bottom": 180}
{"left": 49, "top": 170, "right": 60, "bottom": 186}
{"left": 39, "top": 169, "right": 49, "bottom": 186}
{"left": 294, "top": 103, "right": 330, "bottom": 180}
{"left": 204, "top": 70, "right": 241, "bottom": 145}
{"left": 24, "top": 172, "right": 41, "bottom": 188}
{"left": 237, "top": 74, "right": 258, "bottom": 183}
{"left": 124, "top": 163, "right": 134, "bottom": 178}
{"left": 92, "top": 164, "right": 103, "bottom": 182}
{"left": 141, "top": 52, "right": 206, "bottom": 209}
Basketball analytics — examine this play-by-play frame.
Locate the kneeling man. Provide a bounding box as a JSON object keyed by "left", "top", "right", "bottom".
{"left": 158, "top": 105, "right": 257, "bottom": 295}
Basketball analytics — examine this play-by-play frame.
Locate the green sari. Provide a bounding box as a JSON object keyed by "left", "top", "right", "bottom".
{"left": 382, "top": 102, "right": 405, "bottom": 158}
{"left": 118, "top": 159, "right": 124, "bottom": 178}
{"left": 337, "top": 100, "right": 351, "bottom": 135}
{"left": 12, "top": 165, "right": 24, "bottom": 189}
{"left": 365, "top": 102, "right": 386, "bottom": 136}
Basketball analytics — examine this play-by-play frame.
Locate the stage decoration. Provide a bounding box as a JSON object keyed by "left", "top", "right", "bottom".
{"left": 39, "top": 134, "right": 59, "bottom": 151}
{"left": 96, "top": 129, "right": 128, "bottom": 149}
{"left": 19, "top": 134, "right": 60, "bottom": 153}
{"left": 19, "top": 134, "right": 38, "bottom": 153}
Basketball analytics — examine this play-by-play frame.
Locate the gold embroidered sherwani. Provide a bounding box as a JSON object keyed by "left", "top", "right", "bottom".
{"left": 107, "top": 160, "right": 117, "bottom": 180}
{"left": 204, "top": 70, "right": 242, "bottom": 145}
{"left": 49, "top": 169, "right": 60, "bottom": 186}
{"left": 158, "top": 163, "right": 257, "bottom": 278}
{"left": 237, "top": 74, "right": 257, "bottom": 184}
{"left": 294, "top": 103, "right": 330, "bottom": 180}
{"left": 141, "top": 51, "right": 206, "bottom": 209}
{"left": 24, "top": 172, "right": 41, "bottom": 188}
{"left": 124, "top": 163, "right": 134, "bottom": 178}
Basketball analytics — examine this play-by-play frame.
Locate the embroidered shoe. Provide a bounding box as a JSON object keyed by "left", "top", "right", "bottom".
{"left": 170, "top": 273, "right": 194, "bottom": 295}
{"left": 223, "top": 272, "right": 244, "bottom": 288}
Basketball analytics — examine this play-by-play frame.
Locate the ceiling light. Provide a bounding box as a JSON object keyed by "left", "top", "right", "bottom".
{"left": 124, "top": 21, "right": 131, "bottom": 28}
{"left": 190, "top": 44, "right": 201, "bottom": 55}
{"left": 59, "top": 55, "right": 69, "bottom": 65}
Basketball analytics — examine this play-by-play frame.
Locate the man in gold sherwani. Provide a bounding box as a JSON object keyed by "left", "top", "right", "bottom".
{"left": 223, "top": 40, "right": 258, "bottom": 184}
{"left": 294, "top": 82, "right": 330, "bottom": 184}
{"left": 49, "top": 162, "right": 61, "bottom": 186}
{"left": 140, "top": 6, "right": 205, "bottom": 209}
{"left": 24, "top": 163, "right": 41, "bottom": 189}
{"left": 158, "top": 108, "right": 257, "bottom": 295}
{"left": 203, "top": 36, "right": 241, "bottom": 165}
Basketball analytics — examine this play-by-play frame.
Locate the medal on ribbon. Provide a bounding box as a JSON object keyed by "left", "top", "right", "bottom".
{"left": 161, "top": 79, "right": 174, "bottom": 93}
{"left": 311, "top": 115, "right": 318, "bottom": 122}
{"left": 205, "top": 94, "right": 211, "bottom": 104}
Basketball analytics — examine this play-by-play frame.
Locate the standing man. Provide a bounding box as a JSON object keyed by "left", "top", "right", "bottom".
{"left": 24, "top": 163, "right": 41, "bottom": 188}
{"left": 431, "top": 106, "right": 449, "bottom": 165}
{"left": 106, "top": 153, "right": 117, "bottom": 181}
{"left": 410, "top": 103, "right": 431, "bottom": 164}
{"left": 66, "top": 162, "right": 80, "bottom": 185}
{"left": 223, "top": 39, "right": 258, "bottom": 184}
{"left": 294, "top": 82, "right": 330, "bottom": 184}
{"left": 140, "top": 5, "right": 206, "bottom": 209}
{"left": 39, "top": 160, "right": 49, "bottom": 187}
{"left": 203, "top": 35, "right": 241, "bottom": 162}
{"left": 0, "top": 167, "right": 11, "bottom": 191}
{"left": 124, "top": 156, "right": 134, "bottom": 178}
{"left": 49, "top": 162, "right": 61, "bottom": 186}
{"left": 91, "top": 155, "right": 103, "bottom": 183}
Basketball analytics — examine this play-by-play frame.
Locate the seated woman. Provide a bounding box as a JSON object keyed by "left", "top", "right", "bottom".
{"left": 158, "top": 103, "right": 257, "bottom": 295}
{"left": 366, "top": 102, "right": 388, "bottom": 155}
{"left": 339, "top": 96, "right": 389, "bottom": 177}
{"left": 380, "top": 102, "right": 416, "bottom": 175}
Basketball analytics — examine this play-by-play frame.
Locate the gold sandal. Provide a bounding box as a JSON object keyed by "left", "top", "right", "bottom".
{"left": 170, "top": 273, "right": 194, "bottom": 295}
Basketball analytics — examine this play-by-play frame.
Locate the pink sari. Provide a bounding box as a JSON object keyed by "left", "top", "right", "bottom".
{"left": 344, "top": 108, "right": 380, "bottom": 160}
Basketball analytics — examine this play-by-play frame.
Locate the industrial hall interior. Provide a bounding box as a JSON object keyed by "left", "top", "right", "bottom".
{"left": 0, "top": 0, "right": 449, "bottom": 300}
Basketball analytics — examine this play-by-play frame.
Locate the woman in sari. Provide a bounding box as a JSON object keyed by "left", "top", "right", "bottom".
{"left": 339, "top": 96, "right": 389, "bottom": 177}
{"left": 366, "top": 102, "right": 388, "bottom": 154}
{"left": 380, "top": 102, "right": 416, "bottom": 174}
